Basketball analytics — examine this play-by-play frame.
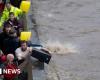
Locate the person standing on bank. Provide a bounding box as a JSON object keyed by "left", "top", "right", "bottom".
{"left": 6, "top": 12, "right": 23, "bottom": 36}
{"left": 15, "top": 41, "right": 33, "bottom": 60}
{"left": 0, "top": 22, "right": 12, "bottom": 51}
{"left": 3, "top": 28, "right": 19, "bottom": 55}
{"left": 15, "top": 41, "right": 33, "bottom": 80}
{"left": 0, "top": 2, "right": 23, "bottom": 28}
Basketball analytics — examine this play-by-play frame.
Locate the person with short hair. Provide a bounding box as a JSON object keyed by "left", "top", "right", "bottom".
{"left": 6, "top": 12, "right": 23, "bottom": 36}
{"left": 15, "top": 40, "right": 32, "bottom": 60}
{"left": 0, "top": 22, "right": 12, "bottom": 51}
{"left": 4, "top": 54, "right": 19, "bottom": 80}
{"left": 0, "top": 2, "right": 23, "bottom": 28}
{"left": 15, "top": 41, "right": 33, "bottom": 80}
{"left": 6, "top": 53, "right": 14, "bottom": 63}
{"left": 3, "top": 28, "right": 19, "bottom": 55}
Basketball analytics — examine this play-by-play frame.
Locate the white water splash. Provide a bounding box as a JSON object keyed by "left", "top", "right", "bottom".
{"left": 43, "top": 41, "right": 79, "bottom": 54}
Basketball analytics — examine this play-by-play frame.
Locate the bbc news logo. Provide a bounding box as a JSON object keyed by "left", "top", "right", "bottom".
{"left": 0, "top": 68, "right": 21, "bottom": 74}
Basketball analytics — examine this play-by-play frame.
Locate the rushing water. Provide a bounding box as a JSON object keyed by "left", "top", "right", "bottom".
{"left": 31, "top": 0, "right": 100, "bottom": 80}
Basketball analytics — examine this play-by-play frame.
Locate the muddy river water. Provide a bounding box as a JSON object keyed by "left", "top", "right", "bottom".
{"left": 29, "top": 0, "right": 100, "bottom": 80}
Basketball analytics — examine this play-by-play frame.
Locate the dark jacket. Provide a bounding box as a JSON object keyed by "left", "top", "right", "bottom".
{"left": 3, "top": 36, "right": 20, "bottom": 55}
{"left": 0, "top": 32, "right": 9, "bottom": 51}
{"left": 7, "top": 18, "right": 22, "bottom": 30}
{"left": 6, "top": 18, "right": 23, "bottom": 36}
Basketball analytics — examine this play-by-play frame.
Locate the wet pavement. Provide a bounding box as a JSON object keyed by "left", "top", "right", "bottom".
{"left": 30, "top": 0, "right": 100, "bottom": 80}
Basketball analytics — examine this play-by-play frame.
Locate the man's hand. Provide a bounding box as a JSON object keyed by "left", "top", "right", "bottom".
{"left": 28, "top": 47, "right": 33, "bottom": 53}
{"left": 41, "top": 48, "right": 50, "bottom": 53}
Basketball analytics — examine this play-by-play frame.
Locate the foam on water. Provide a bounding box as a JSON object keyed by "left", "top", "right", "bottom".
{"left": 43, "top": 41, "right": 79, "bottom": 54}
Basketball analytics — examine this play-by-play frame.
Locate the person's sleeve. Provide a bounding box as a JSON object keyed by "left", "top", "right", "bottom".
{"left": 0, "top": 12, "right": 6, "bottom": 28}
{"left": 16, "top": 8, "right": 23, "bottom": 19}
{"left": 17, "top": 19, "right": 22, "bottom": 29}
{"left": 13, "top": 39, "right": 20, "bottom": 51}
{"left": 0, "top": 49, "right": 3, "bottom": 55}
{"left": 15, "top": 49, "right": 22, "bottom": 60}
